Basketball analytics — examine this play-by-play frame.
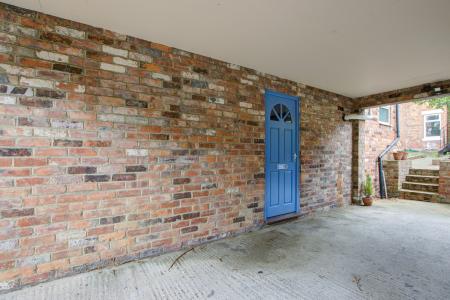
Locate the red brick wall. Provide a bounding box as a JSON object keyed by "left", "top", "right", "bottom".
{"left": 439, "top": 160, "right": 450, "bottom": 203}
{"left": 399, "top": 102, "right": 447, "bottom": 150}
{"left": 0, "top": 3, "right": 352, "bottom": 291}
{"left": 363, "top": 105, "right": 399, "bottom": 196}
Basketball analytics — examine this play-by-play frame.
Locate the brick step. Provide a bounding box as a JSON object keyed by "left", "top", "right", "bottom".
{"left": 405, "top": 175, "right": 439, "bottom": 184}
{"left": 399, "top": 189, "right": 441, "bottom": 202}
{"left": 408, "top": 168, "right": 439, "bottom": 176}
{"left": 402, "top": 182, "right": 439, "bottom": 193}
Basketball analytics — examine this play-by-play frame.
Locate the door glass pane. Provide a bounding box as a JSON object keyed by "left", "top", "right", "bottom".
{"left": 284, "top": 112, "right": 292, "bottom": 123}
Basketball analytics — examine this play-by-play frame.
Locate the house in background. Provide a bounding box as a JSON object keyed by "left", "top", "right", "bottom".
{"left": 399, "top": 102, "right": 448, "bottom": 151}
{"left": 363, "top": 100, "right": 448, "bottom": 196}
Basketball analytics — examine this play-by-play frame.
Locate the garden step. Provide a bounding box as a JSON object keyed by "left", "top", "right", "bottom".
{"left": 399, "top": 189, "right": 441, "bottom": 202}
{"left": 408, "top": 168, "right": 439, "bottom": 176}
{"left": 405, "top": 175, "right": 439, "bottom": 184}
{"left": 402, "top": 182, "right": 439, "bottom": 193}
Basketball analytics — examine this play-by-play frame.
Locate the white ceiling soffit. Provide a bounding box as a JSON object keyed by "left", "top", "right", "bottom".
{"left": 4, "top": 0, "right": 450, "bottom": 98}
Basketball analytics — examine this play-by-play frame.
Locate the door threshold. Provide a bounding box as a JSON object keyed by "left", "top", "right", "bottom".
{"left": 266, "top": 212, "right": 301, "bottom": 225}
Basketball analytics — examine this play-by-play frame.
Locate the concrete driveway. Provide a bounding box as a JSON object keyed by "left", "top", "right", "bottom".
{"left": 2, "top": 200, "right": 450, "bottom": 300}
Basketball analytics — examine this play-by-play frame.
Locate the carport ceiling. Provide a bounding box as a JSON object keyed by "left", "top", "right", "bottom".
{"left": 5, "top": 0, "right": 450, "bottom": 98}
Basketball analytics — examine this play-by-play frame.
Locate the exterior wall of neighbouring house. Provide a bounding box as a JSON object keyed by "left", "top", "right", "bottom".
{"left": 362, "top": 101, "right": 448, "bottom": 196}
{"left": 399, "top": 102, "right": 448, "bottom": 151}
{"left": 0, "top": 3, "right": 353, "bottom": 291}
{"left": 363, "top": 105, "right": 400, "bottom": 196}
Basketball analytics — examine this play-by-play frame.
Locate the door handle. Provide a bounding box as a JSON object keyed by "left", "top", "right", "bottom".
{"left": 293, "top": 153, "right": 297, "bottom": 161}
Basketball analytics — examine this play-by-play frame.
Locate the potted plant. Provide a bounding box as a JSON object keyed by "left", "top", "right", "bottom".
{"left": 393, "top": 151, "right": 403, "bottom": 160}
{"left": 362, "top": 174, "right": 374, "bottom": 206}
{"left": 400, "top": 151, "right": 408, "bottom": 160}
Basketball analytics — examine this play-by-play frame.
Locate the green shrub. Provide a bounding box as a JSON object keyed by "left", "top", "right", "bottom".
{"left": 363, "top": 174, "right": 373, "bottom": 197}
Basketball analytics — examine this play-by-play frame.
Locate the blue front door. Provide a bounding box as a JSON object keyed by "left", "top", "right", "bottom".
{"left": 265, "top": 90, "right": 300, "bottom": 219}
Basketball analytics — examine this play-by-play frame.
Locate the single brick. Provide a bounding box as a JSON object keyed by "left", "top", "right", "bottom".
{"left": 173, "top": 178, "right": 191, "bottom": 185}
{"left": 208, "top": 97, "right": 225, "bottom": 104}
{"left": 19, "top": 77, "right": 53, "bottom": 89}
{"left": 100, "top": 62, "right": 125, "bottom": 73}
{"left": 53, "top": 139, "right": 83, "bottom": 147}
{"left": 51, "top": 120, "right": 83, "bottom": 129}
{"left": 125, "top": 99, "right": 148, "bottom": 108}
{"left": 126, "top": 149, "right": 148, "bottom": 156}
{"left": 19, "top": 97, "right": 53, "bottom": 108}
{"left": 85, "top": 175, "right": 110, "bottom": 182}
{"left": 102, "top": 45, "right": 128, "bottom": 57}
{"left": 233, "top": 216, "right": 245, "bottom": 223}
{"left": 125, "top": 165, "right": 147, "bottom": 172}
{"left": 1, "top": 208, "right": 34, "bottom": 218}
{"left": 68, "top": 166, "right": 97, "bottom": 174}
{"left": 201, "top": 183, "right": 218, "bottom": 190}
{"left": 52, "top": 64, "right": 83, "bottom": 74}
{"left": 152, "top": 73, "right": 170, "bottom": 81}
{"left": 0, "top": 96, "right": 16, "bottom": 105}
{"left": 164, "top": 215, "right": 181, "bottom": 223}
{"left": 55, "top": 26, "right": 85, "bottom": 39}
{"left": 35, "top": 89, "right": 66, "bottom": 99}
{"left": 181, "top": 226, "right": 198, "bottom": 234}
{"left": 182, "top": 212, "right": 200, "bottom": 220}
{"left": 112, "top": 174, "right": 136, "bottom": 181}
{"left": 0, "top": 148, "right": 31, "bottom": 156}
{"left": 36, "top": 50, "right": 68, "bottom": 63}
{"left": 173, "top": 192, "right": 191, "bottom": 200}
{"left": 113, "top": 57, "right": 138, "bottom": 68}
{"left": 192, "top": 67, "right": 208, "bottom": 74}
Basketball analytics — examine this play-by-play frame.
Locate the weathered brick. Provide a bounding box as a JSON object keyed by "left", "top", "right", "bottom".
{"left": 125, "top": 99, "right": 148, "bottom": 108}
{"left": 233, "top": 216, "right": 245, "bottom": 223}
{"left": 125, "top": 165, "right": 147, "bottom": 172}
{"left": 113, "top": 57, "right": 138, "bottom": 68}
{"left": 52, "top": 63, "right": 83, "bottom": 74}
{"left": 19, "top": 77, "right": 53, "bottom": 89}
{"left": 35, "top": 88, "right": 66, "bottom": 99}
{"left": 112, "top": 174, "right": 136, "bottom": 181}
{"left": 0, "top": 148, "right": 31, "bottom": 156}
{"left": 102, "top": 45, "right": 128, "bottom": 57}
{"left": 182, "top": 212, "right": 200, "bottom": 220}
{"left": 53, "top": 139, "right": 82, "bottom": 147}
{"left": 1, "top": 208, "right": 34, "bottom": 218}
{"left": 100, "top": 62, "right": 125, "bottom": 73}
{"left": 126, "top": 149, "right": 148, "bottom": 156}
{"left": 173, "top": 192, "right": 191, "bottom": 200}
{"left": 68, "top": 166, "right": 96, "bottom": 174}
{"left": 36, "top": 51, "right": 69, "bottom": 63}
{"left": 55, "top": 26, "right": 85, "bottom": 39}
{"left": 181, "top": 226, "right": 198, "bottom": 234}
{"left": 0, "top": 96, "right": 16, "bottom": 104}
{"left": 173, "top": 178, "right": 191, "bottom": 185}
{"left": 51, "top": 120, "right": 83, "bottom": 129}
{"left": 85, "top": 175, "right": 110, "bottom": 182}
{"left": 19, "top": 97, "right": 53, "bottom": 108}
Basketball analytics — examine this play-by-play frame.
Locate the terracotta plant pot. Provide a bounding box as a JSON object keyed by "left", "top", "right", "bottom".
{"left": 401, "top": 151, "right": 408, "bottom": 160}
{"left": 363, "top": 196, "right": 373, "bottom": 206}
{"left": 393, "top": 152, "right": 402, "bottom": 160}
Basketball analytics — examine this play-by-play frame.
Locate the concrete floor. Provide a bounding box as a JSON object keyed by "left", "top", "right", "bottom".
{"left": 3, "top": 200, "right": 450, "bottom": 300}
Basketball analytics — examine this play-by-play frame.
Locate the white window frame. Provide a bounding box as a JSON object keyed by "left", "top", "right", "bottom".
{"left": 378, "top": 106, "right": 391, "bottom": 126}
{"left": 422, "top": 110, "right": 443, "bottom": 141}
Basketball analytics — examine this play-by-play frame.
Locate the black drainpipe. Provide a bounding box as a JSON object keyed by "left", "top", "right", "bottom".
{"left": 378, "top": 104, "right": 400, "bottom": 199}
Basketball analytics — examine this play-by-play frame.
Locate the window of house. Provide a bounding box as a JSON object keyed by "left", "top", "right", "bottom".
{"left": 423, "top": 112, "right": 441, "bottom": 140}
{"left": 378, "top": 106, "right": 390, "bottom": 125}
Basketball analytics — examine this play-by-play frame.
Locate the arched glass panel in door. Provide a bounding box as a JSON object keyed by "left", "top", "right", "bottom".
{"left": 270, "top": 103, "right": 292, "bottom": 123}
